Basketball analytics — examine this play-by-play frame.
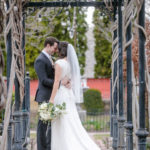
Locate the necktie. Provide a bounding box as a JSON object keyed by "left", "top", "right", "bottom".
{"left": 49, "top": 56, "right": 54, "bottom": 67}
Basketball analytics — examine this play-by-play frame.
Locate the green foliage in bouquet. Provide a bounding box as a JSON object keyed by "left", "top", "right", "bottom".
{"left": 83, "top": 89, "right": 104, "bottom": 113}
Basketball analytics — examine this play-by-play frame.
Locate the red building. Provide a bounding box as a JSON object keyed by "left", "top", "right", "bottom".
{"left": 86, "top": 78, "right": 110, "bottom": 101}
{"left": 30, "top": 78, "right": 110, "bottom": 101}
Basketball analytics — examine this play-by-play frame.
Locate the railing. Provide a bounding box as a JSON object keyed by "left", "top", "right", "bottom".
{"left": 82, "top": 111, "right": 110, "bottom": 132}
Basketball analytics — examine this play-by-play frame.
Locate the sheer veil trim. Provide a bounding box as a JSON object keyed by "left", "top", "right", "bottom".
{"left": 67, "top": 44, "right": 83, "bottom": 103}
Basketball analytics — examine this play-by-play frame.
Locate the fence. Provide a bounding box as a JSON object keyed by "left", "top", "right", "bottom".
{"left": 81, "top": 111, "right": 110, "bottom": 132}
{"left": 0, "top": 109, "right": 110, "bottom": 138}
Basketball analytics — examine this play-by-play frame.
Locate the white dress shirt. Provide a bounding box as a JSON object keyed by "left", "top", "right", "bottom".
{"left": 42, "top": 50, "right": 54, "bottom": 66}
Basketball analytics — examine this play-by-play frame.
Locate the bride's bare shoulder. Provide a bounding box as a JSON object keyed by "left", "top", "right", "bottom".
{"left": 55, "top": 59, "right": 63, "bottom": 63}
{"left": 55, "top": 59, "right": 65, "bottom": 68}
{"left": 56, "top": 58, "right": 67, "bottom": 63}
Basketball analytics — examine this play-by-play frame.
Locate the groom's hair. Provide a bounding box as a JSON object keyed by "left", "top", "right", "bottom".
{"left": 44, "top": 37, "right": 59, "bottom": 47}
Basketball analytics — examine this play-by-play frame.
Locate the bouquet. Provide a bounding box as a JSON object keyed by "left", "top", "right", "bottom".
{"left": 38, "top": 102, "right": 66, "bottom": 123}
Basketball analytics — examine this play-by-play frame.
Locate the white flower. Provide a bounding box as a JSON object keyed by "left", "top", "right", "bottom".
{"left": 40, "top": 103, "right": 48, "bottom": 109}
{"left": 55, "top": 107, "right": 59, "bottom": 112}
{"left": 40, "top": 112, "right": 50, "bottom": 121}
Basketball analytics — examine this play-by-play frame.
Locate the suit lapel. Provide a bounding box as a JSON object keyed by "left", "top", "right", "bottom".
{"left": 41, "top": 52, "right": 53, "bottom": 67}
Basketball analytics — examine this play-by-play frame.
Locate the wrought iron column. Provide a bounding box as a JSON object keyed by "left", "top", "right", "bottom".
{"left": 112, "top": 42, "right": 118, "bottom": 150}
{"left": 13, "top": 82, "right": 23, "bottom": 149}
{"left": 6, "top": 10, "right": 11, "bottom": 89}
{"left": 136, "top": 1, "right": 149, "bottom": 149}
{"left": 124, "top": 0, "right": 133, "bottom": 149}
{"left": 14, "top": 79, "right": 20, "bottom": 110}
{"left": 12, "top": 7, "right": 26, "bottom": 150}
{"left": 22, "top": 10, "right": 26, "bottom": 111}
{"left": 21, "top": 11, "right": 30, "bottom": 150}
{"left": 117, "top": 0, "right": 125, "bottom": 149}
{"left": 25, "top": 72, "right": 30, "bottom": 129}
{"left": 6, "top": 30, "right": 13, "bottom": 150}
{"left": 12, "top": 111, "right": 23, "bottom": 150}
{"left": 110, "top": 1, "right": 117, "bottom": 139}
{"left": 13, "top": 79, "right": 23, "bottom": 150}
{"left": 22, "top": 72, "right": 30, "bottom": 150}
{"left": 112, "top": 1, "right": 118, "bottom": 149}
{"left": 6, "top": 1, "right": 13, "bottom": 149}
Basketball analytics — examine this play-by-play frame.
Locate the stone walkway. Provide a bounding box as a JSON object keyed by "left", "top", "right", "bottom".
{"left": 89, "top": 133, "right": 107, "bottom": 150}
{"left": 89, "top": 132, "right": 112, "bottom": 150}
{"left": 0, "top": 132, "right": 111, "bottom": 150}
{"left": 28, "top": 131, "right": 111, "bottom": 150}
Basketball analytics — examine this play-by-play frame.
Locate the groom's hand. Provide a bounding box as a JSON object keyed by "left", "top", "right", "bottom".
{"left": 61, "top": 76, "right": 71, "bottom": 89}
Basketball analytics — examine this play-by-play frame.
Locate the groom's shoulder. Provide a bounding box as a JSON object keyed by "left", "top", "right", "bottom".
{"left": 34, "top": 53, "right": 45, "bottom": 64}
{"left": 35, "top": 53, "right": 44, "bottom": 61}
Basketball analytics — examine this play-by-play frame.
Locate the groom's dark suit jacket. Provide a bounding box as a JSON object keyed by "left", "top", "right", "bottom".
{"left": 34, "top": 52, "right": 54, "bottom": 102}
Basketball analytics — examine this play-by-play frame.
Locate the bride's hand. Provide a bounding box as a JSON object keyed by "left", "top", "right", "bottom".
{"left": 49, "top": 99, "right": 54, "bottom": 104}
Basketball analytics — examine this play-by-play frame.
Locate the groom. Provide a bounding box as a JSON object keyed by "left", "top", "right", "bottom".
{"left": 34, "top": 37, "right": 70, "bottom": 150}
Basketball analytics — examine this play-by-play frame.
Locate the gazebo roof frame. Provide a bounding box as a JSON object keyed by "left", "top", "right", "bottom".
{"left": 24, "top": 1, "right": 118, "bottom": 8}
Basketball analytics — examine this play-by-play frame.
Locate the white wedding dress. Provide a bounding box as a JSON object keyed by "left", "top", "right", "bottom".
{"left": 51, "top": 59, "right": 101, "bottom": 150}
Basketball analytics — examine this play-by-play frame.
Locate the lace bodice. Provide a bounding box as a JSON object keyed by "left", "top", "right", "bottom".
{"left": 55, "top": 59, "right": 71, "bottom": 80}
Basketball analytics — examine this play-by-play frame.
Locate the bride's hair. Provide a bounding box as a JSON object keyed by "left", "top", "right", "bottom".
{"left": 58, "top": 41, "right": 68, "bottom": 58}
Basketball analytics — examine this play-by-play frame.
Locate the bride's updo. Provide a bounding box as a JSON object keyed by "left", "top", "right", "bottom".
{"left": 58, "top": 41, "right": 68, "bottom": 58}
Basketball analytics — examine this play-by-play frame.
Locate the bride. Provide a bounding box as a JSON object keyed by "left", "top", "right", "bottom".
{"left": 49, "top": 41, "right": 101, "bottom": 150}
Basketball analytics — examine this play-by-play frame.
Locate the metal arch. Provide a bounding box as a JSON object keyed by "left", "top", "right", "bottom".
{"left": 24, "top": 1, "right": 119, "bottom": 8}
{"left": 24, "top": 1, "right": 119, "bottom": 21}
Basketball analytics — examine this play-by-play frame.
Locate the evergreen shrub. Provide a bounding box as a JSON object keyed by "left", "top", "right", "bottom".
{"left": 83, "top": 89, "right": 104, "bottom": 113}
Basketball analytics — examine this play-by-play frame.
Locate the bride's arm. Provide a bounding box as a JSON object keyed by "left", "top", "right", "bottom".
{"left": 49, "top": 64, "right": 62, "bottom": 103}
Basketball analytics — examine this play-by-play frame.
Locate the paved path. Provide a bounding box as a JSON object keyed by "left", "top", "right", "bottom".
{"left": 29, "top": 131, "right": 110, "bottom": 150}
{"left": 1, "top": 132, "right": 111, "bottom": 150}
{"left": 89, "top": 132, "right": 112, "bottom": 150}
